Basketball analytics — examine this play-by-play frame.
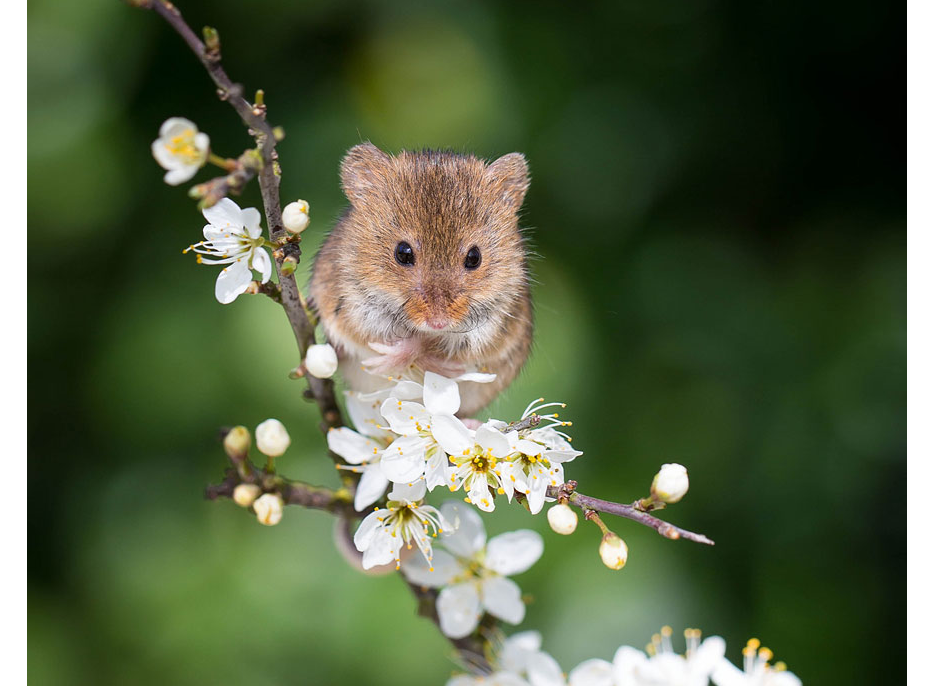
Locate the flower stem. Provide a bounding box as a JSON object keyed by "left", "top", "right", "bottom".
{"left": 208, "top": 152, "right": 237, "bottom": 171}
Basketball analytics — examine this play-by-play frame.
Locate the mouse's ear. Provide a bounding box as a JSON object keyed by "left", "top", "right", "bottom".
{"left": 486, "top": 152, "right": 529, "bottom": 211}
{"left": 340, "top": 142, "right": 391, "bottom": 205}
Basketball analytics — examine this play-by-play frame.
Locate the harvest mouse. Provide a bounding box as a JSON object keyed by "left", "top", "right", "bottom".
{"left": 308, "top": 143, "right": 533, "bottom": 417}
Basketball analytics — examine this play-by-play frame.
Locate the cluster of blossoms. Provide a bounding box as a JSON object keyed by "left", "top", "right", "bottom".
{"left": 327, "top": 371, "right": 580, "bottom": 569}
{"left": 448, "top": 627, "right": 801, "bottom": 686}
{"left": 330, "top": 370, "right": 581, "bottom": 516}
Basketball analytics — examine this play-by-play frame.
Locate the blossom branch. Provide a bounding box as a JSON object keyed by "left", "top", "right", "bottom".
{"left": 548, "top": 481, "right": 715, "bottom": 546}
{"left": 136, "top": 0, "right": 345, "bottom": 435}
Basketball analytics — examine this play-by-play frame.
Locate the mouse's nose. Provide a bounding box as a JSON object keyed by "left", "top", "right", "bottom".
{"left": 426, "top": 318, "right": 449, "bottom": 330}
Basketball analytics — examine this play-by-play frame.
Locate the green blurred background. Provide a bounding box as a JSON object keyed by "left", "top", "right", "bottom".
{"left": 28, "top": 0, "right": 903, "bottom": 684}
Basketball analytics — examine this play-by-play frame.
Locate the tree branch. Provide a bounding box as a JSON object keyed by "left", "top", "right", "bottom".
{"left": 207, "top": 464, "right": 354, "bottom": 514}
{"left": 137, "top": 0, "right": 345, "bottom": 437}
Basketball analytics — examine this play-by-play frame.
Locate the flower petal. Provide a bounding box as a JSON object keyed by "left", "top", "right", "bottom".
{"left": 164, "top": 166, "right": 197, "bottom": 185}
{"left": 439, "top": 501, "right": 486, "bottom": 558}
{"left": 214, "top": 262, "right": 252, "bottom": 304}
{"left": 388, "top": 479, "right": 427, "bottom": 502}
{"left": 710, "top": 658, "right": 746, "bottom": 686}
{"left": 526, "top": 479, "right": 548, "bottom": 515}
{"left": 500, "top": 631, "right": 543, "bottom": 674}
{"left": 251, "top": 248, "right": 272, "bottom": 283}
{"left": 354, "top": 467, "right": 390, "bottom": 511}
{"left": 468, "top": 481, "right": 495, "bottom": 512}
{"left": 526, "top": 651, "right": 566, "bottom": 686}
{"left": 401, "top": 548, "right": 460, "bottom": 588}
{"left": 476, "top": 423, "right": 513, "bottom": 458}
{"left": 612, "top": 646, "right": 649, "bottom": 686}
{"left": 380, "top": 399, "right": 430, "bottom": 436}
{"left": 380, "top": 435, "right": 429, "bottom": 483}
{"left": 454, "top": 371, "right": 497, "bottom": 384}
{"left": 160, "top": 117, "right": 195, "bottom": 137}
{"left": 481, "top": 575, "right": 524, "bottom": 624}
{"left": 485, "top": 530, "right": 544, "bottom": 576}
{"left": 423, "top": 371, "right": 461, "bottom": 416}
{"left": 327, "top": 427, "right": 380, "bottom": 465}
{"left": 203, "top": 197, "right": 244, "bottom": 229}
{"left": 431, "top": 414, "right": 475, "bottom": 456}
{"left": 353, "top": 509, "right": 383, "bottom": 550}
{"left": 241, "top": 207, "right": 263, "bottom": 237}
{"left": 345, "top": 392, "right": 394, "bottom": 440}
{"left": 689, "top": 636, "right": 726, "bottom": 678}
{"left": 436, "top": 582, "right": 482, "bottom": 639}
{"left": 361, "top": 531, "right": 396, "bottom": 569}
{"left": 568, "top": 659, "right": 614, "bottom": 686}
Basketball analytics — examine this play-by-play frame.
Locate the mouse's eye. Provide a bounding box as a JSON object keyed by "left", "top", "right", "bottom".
{"left": 395, "top": 241, "right": 415, "bottom": 266}
{"left": 464, "top": 246, "right": 482, "bottom": 270}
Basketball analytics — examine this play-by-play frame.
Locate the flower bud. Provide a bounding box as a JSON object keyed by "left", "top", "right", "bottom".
{"left": 651, "top": 463, "right": 689, "bottom": 504}
{"left": 282, "top": 199, "right": 310, "bottom": 233}
{"left": 255, "top": 419, "right": 291, "bottom": 457}
{"left": 232, "top": 483, "right": 262, "bottom": 508}
{"left": 223, "top": 425, "right": 251, "bottom": 459}
{"left": 305, "top": 343, "right": 339, "bottom": 379}
{"left": 547, "top": 503, "right": 578, "bottom": 535}
{"left": 599, "top": 532, "right": 628, "bottom": 570}
{"left": 253, "top": 493, "right": 284, "bottom": 526}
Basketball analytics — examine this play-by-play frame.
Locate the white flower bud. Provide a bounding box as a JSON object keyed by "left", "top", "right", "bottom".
{"left": 547, "top": 503, "right": 578, "bottom": 535}
{"left": 232, "top": 483, "right": 262, "bottom": 508}
{"left": 282, "top": 199, "right": 310, "bottom": 233}
{"left": 253, "top": 493, "right": 284, "bottom": 526}
{"left": 651, "top": 463, "right": 689, "bottom": 504}
{"left": 223, "top": 426, "right": 251, "bottom": 459}
{"left": 305, "top": 343, "right": 339, "bottom": 379}
{"left": 255, "top": 419, "right": 291, "bottom": 457}
{"left": 599, "top": 533, "right": 628, "bottom": 570}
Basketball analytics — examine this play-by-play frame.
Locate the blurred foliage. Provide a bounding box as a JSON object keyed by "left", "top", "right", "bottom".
{"left": 28, "top": 0, "right": 902, "bottom": 684}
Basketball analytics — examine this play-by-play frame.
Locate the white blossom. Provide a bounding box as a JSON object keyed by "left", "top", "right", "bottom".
{"left": 496, "top": 632, "right": 613, "bottom": 686}
{"left": 546, "top": 503, "right": 578, "bottom": 535}
{"left": 378, "top": 372, "right": 479, "bottom": 491}
{"left": 447, "top": 674, "right": 530, "bottom": 686}
{"left": 151, "top": 117, "right": 209, "bottom": 185}
{"left": 613, "top": 627, "right": 726, "bottom": 686}
{"left": 352, "top": 481, "right": 449, "bottom": 570}
{"left": 710, "top": 639, "right": 801, "bottom": 686}
{"left": 255, "top": 419, "right": 291, "bottom": 457}
{"left": 651, "top": 463, "right": 689, "bottom": 504}
{"left": 282, "top": 199, "right": 310, "bottom": 233}
{"left": 253, "top": 493, "right": 283, "bottom": 526}
{"left": 184, "top": 198, "right": 272, "bottom": 304}
{"left": 447, "top": 422, "right": 514, "bottom": 512}
{"left": 402, "top": 502, "right": 543, "bottom": 638}
{"left": 305, "top": 343, "right": 339, "bottom": 379}
{"left": 497, "top": 400, "right": 582, "bottom": 514}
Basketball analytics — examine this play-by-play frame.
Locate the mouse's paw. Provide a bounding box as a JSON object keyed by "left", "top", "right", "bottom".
{"left": 362, "top": 339, "right": 422, "bottom": 376}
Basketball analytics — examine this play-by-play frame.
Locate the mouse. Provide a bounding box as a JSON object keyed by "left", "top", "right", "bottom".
{"left": 308, "top": 142, "right": 534, "bottom": 417}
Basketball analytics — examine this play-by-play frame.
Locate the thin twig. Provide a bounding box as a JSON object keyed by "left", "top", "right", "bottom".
{"left": 548, "top": 481, "right": 715, "bottom": 546}
{"left": 138, "top": 0, "right": 344, "bottom": 436}
{"left": 207, "top": 465, "right": 353, "bottom": 514}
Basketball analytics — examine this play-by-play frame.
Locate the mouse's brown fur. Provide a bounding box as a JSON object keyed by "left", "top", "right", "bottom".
{"left": 309, "top": 142, "right": 533, "bottom": 416}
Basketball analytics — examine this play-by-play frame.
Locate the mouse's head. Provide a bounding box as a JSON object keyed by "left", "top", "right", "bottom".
{"left": 338, "top": 143, "right": 530, "bottom": 343}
